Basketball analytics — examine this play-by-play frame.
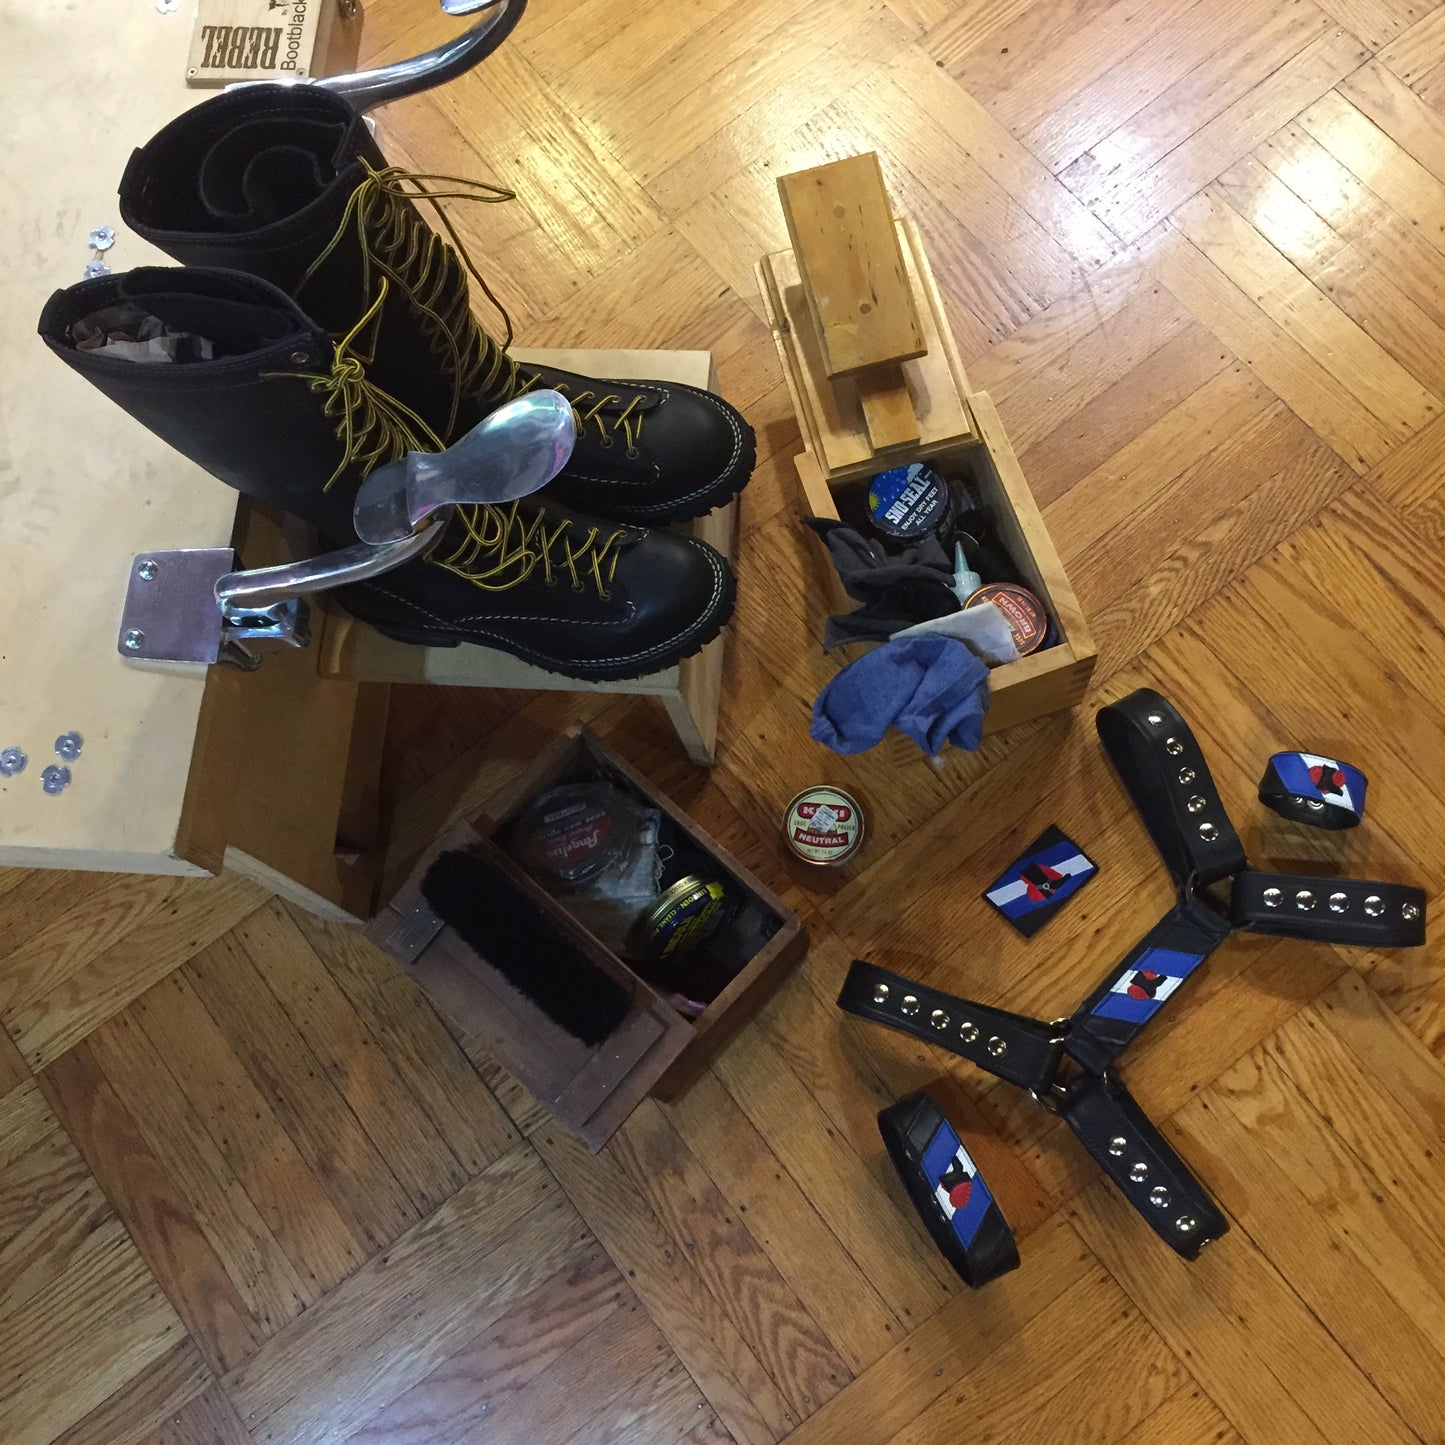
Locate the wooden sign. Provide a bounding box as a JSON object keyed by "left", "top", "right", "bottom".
{"left": 187, "top": 0, "right": 360, "bottom": 87}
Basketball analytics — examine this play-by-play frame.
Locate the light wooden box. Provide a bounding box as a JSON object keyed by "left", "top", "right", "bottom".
{"left": 758, "top": 217, "right": 1096, "bottom": 736}
{"left": 367, "top": 725, "right": 809, "bottom": 1150}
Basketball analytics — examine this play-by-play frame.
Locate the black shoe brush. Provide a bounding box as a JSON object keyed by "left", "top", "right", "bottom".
{"left": 420, "top": 848, "right": 632, "bottom": 1046}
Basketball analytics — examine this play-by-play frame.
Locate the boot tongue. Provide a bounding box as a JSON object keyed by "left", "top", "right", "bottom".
{"left": 197, "top": 117, "right": 347, "bottom": 229}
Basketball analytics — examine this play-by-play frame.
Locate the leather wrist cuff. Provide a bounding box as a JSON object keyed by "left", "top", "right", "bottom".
{"left": 1258, "top": 751, "right": 1366, "bottom": 829}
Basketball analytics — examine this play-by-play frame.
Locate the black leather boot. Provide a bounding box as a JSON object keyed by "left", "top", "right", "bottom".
{"left": 117, "top": 85, "right": 755, "bottom": 523}
{"left": 38, "top": 267, "right": 735, "bottom": 681}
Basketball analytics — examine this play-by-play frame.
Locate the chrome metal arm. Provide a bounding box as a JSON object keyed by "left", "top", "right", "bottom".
{"left": 316, "top": 0, "right": 526, "bottom": 113}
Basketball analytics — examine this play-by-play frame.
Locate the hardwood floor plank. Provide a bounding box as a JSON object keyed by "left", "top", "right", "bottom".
{"left": 1365, "top": 408, "right": 1445, "bottom": 504}
{"left": 1171, "top": 186, "right": 1441, "bottom": 434}
{"left": 1314, "top": 0, "right": 1433, "bottom": 52}
{"left": 535, "top": 1120, "right": 795, "bottom": 1445}
{"left": 1377, "top": 4, "right": 1445, "bottom": 86}
{"left": 339, "top": 1236, "right": 628, "bottom": 1445}
{"left": 2, "top": 872, "right": 270, "bottom": 1070}
{"left": 282, "top": 906, "right": 519, "bottom": 1177}
{"left": 1116, "top": 1387, "right": 1244, "bottom": 1445}
{"left": 152, "top": 1383, "right": 256, "bottom": 1445}
{"left": 224, "top": 1146, "right": 572, "bottom": 1445}
{"left": 50, "top": 1339, "right": 215, "bottom": 1445}
{"left": 1071, "top": 26, "right": 1371, "bottom": 242}
{"left": 0, "top": 1165, "right": 186, "bottom": 1445}
{"left": 1145, "top": 222, "right": 1398, "bottom": 469}
{"left": 230, "top": 902, "right": 469, "bottom": 1218}
{"left": 183, "top": 934, "right": 421, "bottom": 1255}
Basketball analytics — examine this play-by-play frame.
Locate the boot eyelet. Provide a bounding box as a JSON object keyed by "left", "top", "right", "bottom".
{"left": 626, "top": 446, "right": 640, "bottom": 460}
{"left": 598, "top": 437, "right": 613, "bottom": 449}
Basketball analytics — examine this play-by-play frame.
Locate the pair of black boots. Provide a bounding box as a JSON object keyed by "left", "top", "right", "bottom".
{"left": 38, "top": 87, "right": 753, "bottom": 680}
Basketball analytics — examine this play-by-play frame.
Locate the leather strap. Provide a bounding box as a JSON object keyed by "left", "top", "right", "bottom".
{"left": 1229, "top": 870, "right": 1425, "bottom": 946}
{"left": 1096, "top": 688, "right": 1247, "bottom": 889}
{"left": 838, "top": 960, "right": 1063, "bottom": 1094}
{"left": 1063, "top": 897, "right": 1234, "bottom": 1075}
{"left": 877, "top": 1091, "right": 1020, "bottom": 1288}
{"left": 1258, "top": 751, "right": 1366, "bottom": 829}
{"left": 1058, "top": 1072, "right": 1228, "bottom": 1259}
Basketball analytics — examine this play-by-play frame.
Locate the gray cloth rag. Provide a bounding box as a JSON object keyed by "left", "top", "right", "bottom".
{"left": 803, "top": 517, "right": 960, "bottom": 649}
{"left": 811, "top": 635, "right": 990, "bottom": 757}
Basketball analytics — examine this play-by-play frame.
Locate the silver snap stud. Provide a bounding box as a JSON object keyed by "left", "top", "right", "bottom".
{"left": 289, "top": 350, "right": 311, "bottom": 365}
{"left": 1177, "top": 767, "right": 1195, "bottom": 784}
{"left": 1165, "top": 738, "right": 1184, "bottom": 755}
{"left": 1186, "top": 795, "right": 1207, "bottom": 813}
{"left": 0, "top": 747, "right": 27, "bottom": 777}
{"left": 136, "top": 558, "right": 158, "bottom": 582}
{"left": 1364, "top": 895, "right": 1384, "bottom": 917}
{"left": 41, "top": 765, "right": 71, "bottom": 796}
{"left": 1107, "top": 1136, "right": 1127, "bottom": 1157}
{"left": 1198, "top": 822, "right": 1218, "bottom": 841}
{"left": 987, "top": 1036, "right": 1007, "bottom": 1057}
{"left": 1146, "top": 713, "right": 1164, "bottom": 726}
{"left": 1305, "top": 798, "right": 1325, "bottom": 812}
{"left": 1176, "top": 1215, "right": 1197, "bottom": 1234}
{"left": 1263, "top": 887, "right": 1282, "bottom": 907}
{"left": 930, "top": 1009, "right": 949, "bottom": 1030}
{"left": 1328, "top": 892, "right": 1348, "bottom": 913}
{"left": 1403, "top": 903, "right": 1421, "bottom": 922}
{"left": 54, "top": 732, "right": 83, "bottom": 761}
{"left": 900, "top": 995, "right": 920, "bottom": 1017}
{"left": 1295, "top": 890, "right": 1315, "bottom": 911}
{"left": 1129, "top": 1161, "right": 1149, "bottom": 1183}
{"left": 122, "top": 629, "right": 145, "bottom": 652}
{"left": 1149, "top": 1186, "right": 1171, "bottom": 1208}
{"left": 871, "top": 983, "right": 890, "bottom": 1005}
{"left": 959, "top": 1022, "right": 979, "bottom": 1044}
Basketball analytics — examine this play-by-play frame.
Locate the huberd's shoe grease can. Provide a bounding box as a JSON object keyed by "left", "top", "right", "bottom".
{"left": 783, "top": 786, "right": 866, "bottom": 867}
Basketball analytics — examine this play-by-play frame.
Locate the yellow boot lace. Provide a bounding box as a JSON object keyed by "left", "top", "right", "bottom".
{"left": 296, "top": 160, "right": 648, "bottom": 454}
{"left": 271, "top": 283, "right": 625, "bottom": 595}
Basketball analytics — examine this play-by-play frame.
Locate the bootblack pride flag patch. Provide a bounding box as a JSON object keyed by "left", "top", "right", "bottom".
{"left": 983, "top": 825, "right": 1098, "bottom": 938}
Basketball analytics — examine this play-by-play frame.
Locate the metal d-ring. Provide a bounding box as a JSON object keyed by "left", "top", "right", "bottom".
{"left": 314, "top": 0, "right": 526, "bottom": 113}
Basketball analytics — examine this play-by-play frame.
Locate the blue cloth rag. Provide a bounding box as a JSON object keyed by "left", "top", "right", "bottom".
{"left": 810, "top": 635, "right": 990, "bottom": 757}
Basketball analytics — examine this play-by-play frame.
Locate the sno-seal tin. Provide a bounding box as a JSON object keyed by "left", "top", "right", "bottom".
{"left": 866, "top": 463, "right": 953, "bottom": 546}
{"left": 966, "top": 582, "right": 1047, "bottom": 657}
{"left": 628, "top": 875, "right": 737, "bottom": 963}
{"left": 783, "top": 786, "right": 866, "bottom": 867}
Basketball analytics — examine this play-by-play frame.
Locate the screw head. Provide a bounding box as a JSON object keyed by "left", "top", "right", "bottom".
{"left": 930, "top": 1009, "right": 949, "bottom": 1030}
{"left": 1165, "top": 738, "right": 1184, "bottom": 756}
{"left": 987, "top": 1036, "right": 1008, "bottom": 1057}
{"left": 1329, "top": 892, "right": 1348, "bottom": 913}
{"left": 959, "top": 1022, "right": 979, "bottom": 1044}
{"left": 136, "top": 559, "right": 158, "bottom": 582}
{"left": 1177, "top": 767, "right": 1195, "bottom": 784}
{"left": 1295, "top": 890, "right": 1316, "bottom": 911}
{"left": 1129, "top": 1161, "right": 1149, "bottom": 1183}
{"left": 900, "top": 995, "right": 920, "bottom": 1017}
{"left": 54, "top": 732, "right": 83, "bottom": 761}
{"left": 871, "top": 983, "right": 890, "bottom": 1005}
{"left": 1199, "top": 822, "right": 1218, "bottom": 841}
{"left": 1107, "top": 1135, "right": 1127, "bottom": 1157}
{"left": 1263, "top": 887, "right": 1282, "bottom": 907}
{"left": 1149, "top": 1186, "right": 1171, "bottom": 1208}
{"left": 1402, "top": 902, "right": 1421, "bottom": 922}
{"left": 1364, "top": 895, "right": 1384, "bottom": 917}
{"left": 122, "top": 629, "right": 145, "bottom": 652}
{"left": 41, "top": 765, "right": 71, "bottom": 795}
{"left": 0, "top": 747, "right": 27, "bottom": 777}
{"left": 1186, "top": 795, "right": 1207, "bottom": 813}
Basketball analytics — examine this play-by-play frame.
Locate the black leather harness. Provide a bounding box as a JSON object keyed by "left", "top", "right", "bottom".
{"left": 843, "top": 688, "right": 1426, "bottom": 1272}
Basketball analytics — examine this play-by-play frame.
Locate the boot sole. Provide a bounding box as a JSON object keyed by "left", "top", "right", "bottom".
{"left": 348, "top": 568, "right": 738, "bottom": 685}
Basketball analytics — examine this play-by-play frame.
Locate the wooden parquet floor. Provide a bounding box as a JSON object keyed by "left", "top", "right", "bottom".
{"left": 6, "top": 0, "right": 1445, "bottom": 1440}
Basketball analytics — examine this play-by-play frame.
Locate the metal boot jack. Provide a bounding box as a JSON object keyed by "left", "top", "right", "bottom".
{"left": 118, "top": 388, "right": 573, "bottom": 669}
{"left": 116, "top": 0, "right": 535, "bottom": 671}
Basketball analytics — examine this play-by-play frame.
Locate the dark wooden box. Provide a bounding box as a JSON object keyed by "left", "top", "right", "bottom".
{"left": 367, "top": 726, "right": 809, "bottom": 1150}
